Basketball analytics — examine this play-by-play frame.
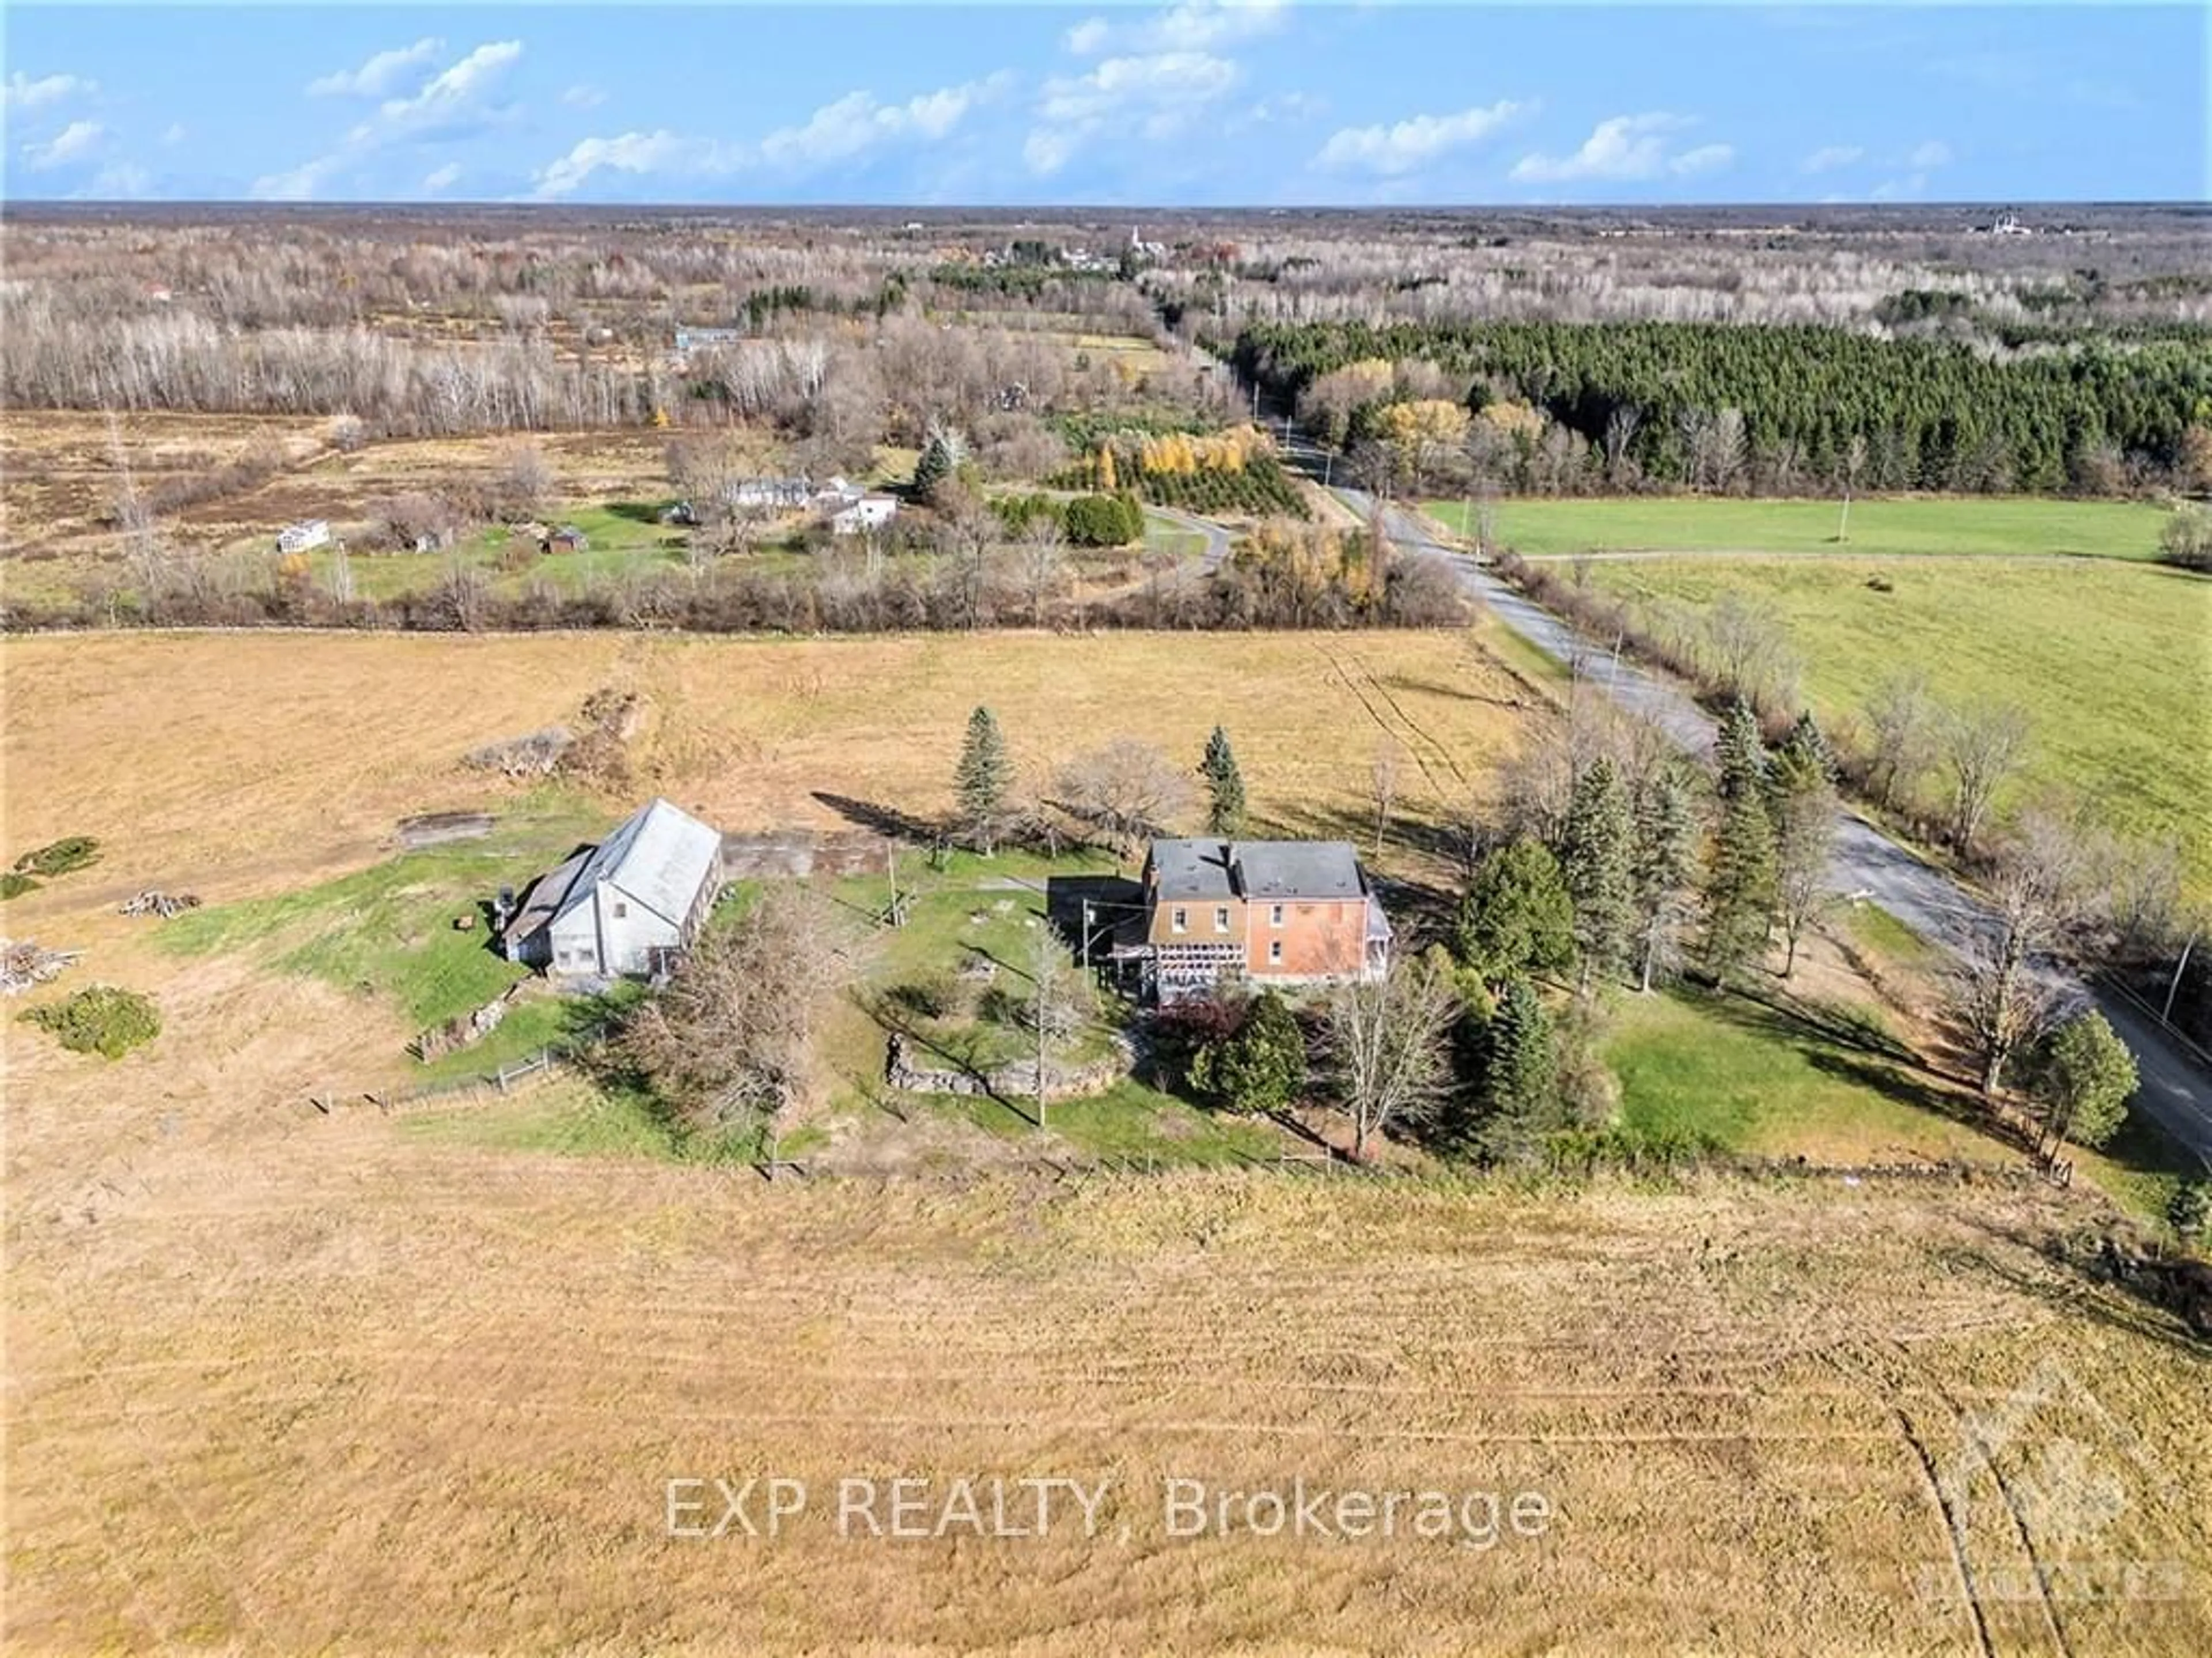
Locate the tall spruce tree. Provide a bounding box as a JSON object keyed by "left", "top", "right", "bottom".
{"left": 1472, "top": 974, "right": 1558, "bottom": 1163}
{"left": 1559, "top": 757, "right": 1635, "bottom": 990}
{"left": 1199, "top": 725, "right": 1247, "bottom": 837}
{"left": 1456, "top": 837, "right": 1577, "bottom": 989}
{"left": 1765, "top": 714, "right": 1839, "bottom": 978}
{"left": 1700, "top": 776, "right": 1778, "bottom": 983}
{"left": 952, "top": 706, "right": 1012, "bottom": 852}
{"left": 1714, "top": 695, "right": 1767, "bottom": 805}
{"left": 1630, "top": 762, "right": 1703, "bottom": 993}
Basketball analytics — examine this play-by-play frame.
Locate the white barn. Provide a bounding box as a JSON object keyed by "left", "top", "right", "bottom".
{"left": 500, "top": 799, "right": 724, "bottom": 982}
{"left": 276, "top": 519, "right": 330, "bottom": 555}
{"left": 828, "top": 494, "right": 899, "bottom": 536}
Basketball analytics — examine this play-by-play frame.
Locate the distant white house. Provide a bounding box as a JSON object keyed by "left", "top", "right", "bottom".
{"left": 828, "top": 495, "right": 899, "bottom": 536}
{"left": 275, "top": 519, "right": 330, "bottom": 555}
{"left": 499, "top": 798, "right": 725, "bottom": 982}
{"left": 723, "top": 477, "right": 813, "bottom": 510}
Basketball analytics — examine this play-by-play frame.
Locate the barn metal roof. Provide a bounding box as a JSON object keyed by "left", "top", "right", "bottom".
{"left": 584, "top": 798, "right": 723, "bottom": 925}
{"left": 504, "top": 799, "right": 722, "bottom": 946}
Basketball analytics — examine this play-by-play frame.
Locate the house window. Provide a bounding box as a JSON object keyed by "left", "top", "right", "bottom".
{"left": 612, "top": 900, "right": 628, "bottom": 919}
{"left": 1270, "top": 903, "right": 1285, "bottom": 928}
{"left": 1214, "top": 906, "right": 1230, "bottom": 933}
{"left": 1268, "top": 940, "right": 1283, "bottom": 965}
{"left": 1171, "top": 906, "right": 1187, "bottom": 934}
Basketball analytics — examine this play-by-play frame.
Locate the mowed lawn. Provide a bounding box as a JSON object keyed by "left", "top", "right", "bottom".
{"left": 1425, "top": 494, "right": 2166, "bottom": 560}
{"left": 1580, "top": 555, "right": 2212, "bottom": 891}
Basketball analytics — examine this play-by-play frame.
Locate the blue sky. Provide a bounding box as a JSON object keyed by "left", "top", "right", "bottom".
{"left": 2, "top": 3, "right": 2203, "bottom": 204}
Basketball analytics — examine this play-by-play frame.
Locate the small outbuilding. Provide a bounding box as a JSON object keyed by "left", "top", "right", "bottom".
{"left": 276, "top": 519, "right": 331, "bottom": 555}
{"left": 499, "top": 798, "right": 725, "bottom": 983}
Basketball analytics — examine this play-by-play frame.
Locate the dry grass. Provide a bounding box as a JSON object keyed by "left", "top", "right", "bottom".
{"left": 0, "top": 411, "right": 676, "bottom": 600}
{"left": 1, "top": 629, "right": 1528, "bottom": 913}
{"left": 5, "top": 629, "right": 2209, "bottom": 1652}
{"left": 6, "top": 1122, "right": 2209, "bottom": 1652}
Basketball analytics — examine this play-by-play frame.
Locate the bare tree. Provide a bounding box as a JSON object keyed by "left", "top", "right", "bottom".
{"left": 1055, "top": 738, "right": 1192, "bottom": 858}
{"left": 1014, "top": 514, "right": 1067, "bottom": 627}
{"left": 1702, "top": 594, "right": 1796, "bottom": 708}
{"left": 1863, "top": 672, "right": 1938, "bottom": 811}
{"left": 494, "top": 438, "right": 554, "bottom": 518}
{"left": 1771, "top": 775, "right": 1838, "bottom": 978}
{"left": 1602, "top": 403, "right": 1643, "bottom": 485}
{"left": 1021, "top": 923, "right": 1089, "bottom": 1126}
{"left": 1369, "top": 738, "right": 1404, "bottom": 859}
{"left": 1947, "top": 813, "right": 2089, "bottom": 1097}
{"left": 1321, "top": 953, "right": 1457, "bottom": 1161}
{"left": 615, "top": 885, "right": 858, "bottom": 1141}
{"left": 1941, "top": 703, "right": 2032, "bottom": 853}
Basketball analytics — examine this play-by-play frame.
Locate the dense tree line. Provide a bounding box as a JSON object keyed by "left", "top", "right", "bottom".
{"left": 1231, "top": 318, "right": 2212, "bottom": 492}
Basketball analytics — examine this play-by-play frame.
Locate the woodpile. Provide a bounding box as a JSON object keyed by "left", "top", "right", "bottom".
{"left": 118, "top": 890, "right": 201, "bottom": 919}
{"left": 1, "top": 938, "right": 79, "bottom": 996}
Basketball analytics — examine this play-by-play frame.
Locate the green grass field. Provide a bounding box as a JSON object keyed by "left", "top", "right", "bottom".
{"left": 1573, "top": 554, "right": 2212, "bottom": 890}
{"left": 157, "top": 796, "right": 604, "bottom": 1033}
{"left": 1424, "top": 495, "right": 2166, "bottom": 561}
{"left": 1603, "top": 989, "right": 2006, "bottom": 1163}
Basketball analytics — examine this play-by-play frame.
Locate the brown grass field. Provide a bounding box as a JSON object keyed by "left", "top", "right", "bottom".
{"left": 0, "top": 410, "right": 680, "bottom": 600}
{"left": 5, "top": 630, "right": 2210, "bottom": 1653}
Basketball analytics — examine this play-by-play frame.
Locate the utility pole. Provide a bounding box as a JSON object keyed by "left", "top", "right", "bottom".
{"left": 2164, "top": 930, "right": 2199, "bottom": 1026}
{"left": 1080, "top": 902, "right": 1093, "bottom": 972}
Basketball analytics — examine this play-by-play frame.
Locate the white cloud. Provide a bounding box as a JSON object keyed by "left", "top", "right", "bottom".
{"left": 561, "top": 84, "right": 607, "bottom": 109}
{"left": 381, "top": 40, "right": 522, "bottom": 119}
{"left": 307, "top": 37, "right": 444, "bottom": 98}
{"left": 1510, "top": 113, "right": 1731, "bottom": 185}
{"left": 161, "top": 122, "right": 188, "bottom": 147}
{"left": 1069, "top": 0, "right": 1285, "bottom": 55}
{"left": 1153, "top": 0, "right": 1286, "bottom": 51}
{"left": 422, "top": 162, "right": 463, "bottom": 194}
{"left": 1801, "top": 145, "right": 1863, "bottom": 174}
{"left": 1316, "top": 100, "right": 1533, "bottom": 175}
{"left": 2, "top": 71, "right": 97, "bottom": 112}
{"left": 1907, "top": 139, "right": 1953, "bottom": 169}
{"left": 84, "top": 161, "right": 153, "bottom": 199}
{"left": 253, "top": 39, "right": 524, "bottom": 200}
{"left": 1870, "top": 173, "right": 1930, "bottom": 202}
{"left": 22, "top": 119, "right": 105, "bottom": 170}
{"left": 532, "top": 74, "right": 996, "bottom": 199}
{"left": 532, "top": 130, "right": 732, "bottom": 200}
{"left": 757, "top": 78, "right": 997, "bottom": 171}
{"left": 1029, "top": 51, "right": 1241, "bottom": 174}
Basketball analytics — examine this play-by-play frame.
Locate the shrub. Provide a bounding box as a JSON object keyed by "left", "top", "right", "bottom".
{"left": 13, "top": 836, "right": 101, "bottom": 877}
{"left": 21, "top": 985, "right": 161, "bottom": 1058}
{"left": 0, "top": 871, "right": 39, "bottom": 900}
{"left": 2170, "top": 1179, "right": 2210, "bottom": 1240}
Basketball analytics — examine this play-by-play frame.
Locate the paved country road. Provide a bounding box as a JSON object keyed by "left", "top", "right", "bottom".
{"left": 1312, "top": 480, "right": 2212, "bottom": 1171}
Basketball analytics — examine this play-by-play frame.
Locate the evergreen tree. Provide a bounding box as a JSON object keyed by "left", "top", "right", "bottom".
{"left": 1714, "top": 695, "right": 1767, "bottom": 805}
{"left": 1472, "top": 975, "right": 1558, "bottom": 1162}
{"left": 1764, "top": 715, "right": 1839, "bottom": 978}
{"left": 952, "top": 706, "right": 1012, "bottom": 852}
{"left": 1631, "top": 762, "right": 1703, "bottom": 993}
{"left": 2022, "top": 1010, "right": 2137, "bottom": 1154}
{"left": 1700, "top": 775, "right": 1778, "bottom": 984}
{"left": 1188, "top": 990, "right": 1306, "bottom": 1114}
{"left": 1455, "top": 838, "right": 1576, "bottom": 988}
{"left": 1558, "top": 757, "right": 1636, "bottom": 990}
{"left": 1199, "top": 725, "right": 1247, "bottom": 836}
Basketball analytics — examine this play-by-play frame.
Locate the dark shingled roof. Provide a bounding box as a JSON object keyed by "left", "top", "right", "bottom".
{"left": 1147, "top": 839, "right": 1368, "bottom": 903}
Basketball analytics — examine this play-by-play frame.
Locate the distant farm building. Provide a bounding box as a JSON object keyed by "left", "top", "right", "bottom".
{"left": 674, "top": 326, "right": 746, "bottom": 354}
{"left": 543, "top": 525, "right": 589, "bottom": 553}
{"left": 275, "top": 519, "right": 330, "bottom": 555}
{"left": 724, "top": 477, "right": 814, "bottom": 510}
{"left": 499, "top": 799, "right": 725, "bottom": 984}
{"left": 1119, "top": 839, "right": 1392, "bottom": 1003}
{"left": 828, "top": 494, "right": 899, "bottom": 536}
